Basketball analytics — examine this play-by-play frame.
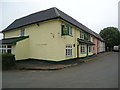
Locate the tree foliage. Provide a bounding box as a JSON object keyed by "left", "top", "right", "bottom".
{"left": 99, "top": 27, "right": 120, "bottom": 50}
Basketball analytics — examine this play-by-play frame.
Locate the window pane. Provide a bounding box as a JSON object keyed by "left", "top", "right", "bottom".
{"left": 2, "top": 50, "right": 6, "bottom": 53}
{"left": 7, "top": 50, "right": 11, "bottom": 53}
{"left": 69, "top": 26, "right": 72, "bottom": 35}
{"left": 7, "top": 45, "right": 11, "bottom": 48}
{"left": 80, "top": 32, "right": 84, "bottom": 39}
{"left": 80, "top": 47, "right": 82, "bottom": 52}
{"left": 61, "top": 25, "right": 64, "bottom": 35}
{"left": 61, "top": 25, "right": 69, "bottom": 35}
{"left": 20, "top": 29, "right": 25, "bottom": 36}
{"left": 68, "top": 49, "right": 70, "bottom": 55}
{"left": 80, "top": 44, "right": 86, "bottom": 53}
{"left": 84, "top": 46, "right": 85, "bottom": 52}
{"left": 66, "top": 49, "right": 67, "bottom": 55}
{"left": 70, "top": 49, "right": 72, "bottom": 55}
{"left": 66, "top": 45, "right": 72, "bottom": 56}
{"left": 2, "top": 45, "right": 6, "bottom": 48}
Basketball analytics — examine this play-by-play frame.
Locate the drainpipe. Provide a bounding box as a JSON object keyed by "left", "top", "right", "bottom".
{"left": 87, "top": 45, "right": 88, "bottom": 57}
{"left": 77, "top": 44, "right": 79, "bottom": 58}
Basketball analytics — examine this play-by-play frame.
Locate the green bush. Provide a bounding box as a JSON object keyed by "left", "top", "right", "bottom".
{"left": 2, "top": 53, "right": 15, "bottom": 70}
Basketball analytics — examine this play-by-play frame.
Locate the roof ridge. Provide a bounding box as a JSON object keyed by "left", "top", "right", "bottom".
{"left": 53, "top": 7, "right": 60, "bottom": 17}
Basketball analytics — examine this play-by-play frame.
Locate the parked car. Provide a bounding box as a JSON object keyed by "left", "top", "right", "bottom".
{"left": 113, "top": 46, "right": 119, "bottom": 52}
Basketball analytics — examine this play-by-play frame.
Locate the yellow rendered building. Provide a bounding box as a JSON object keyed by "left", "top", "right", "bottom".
{"left": 0, "top": 7, "right": 104, "bottom": 61}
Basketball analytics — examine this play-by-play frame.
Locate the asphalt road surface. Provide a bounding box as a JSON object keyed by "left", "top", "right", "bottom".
{"left": 2, "top": 52, "right": 118, "bottom": 88}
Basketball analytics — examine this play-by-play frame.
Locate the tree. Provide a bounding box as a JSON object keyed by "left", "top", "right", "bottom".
{"left": 99, "top": 27, "right": 120, "bottom": 51}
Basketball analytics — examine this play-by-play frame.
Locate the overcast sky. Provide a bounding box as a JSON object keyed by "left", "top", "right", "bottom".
{"left": 0, "top": 0, "right": 119, "bottom": 39}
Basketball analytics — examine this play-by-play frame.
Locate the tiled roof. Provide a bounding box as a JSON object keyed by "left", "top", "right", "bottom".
{"left": 1, "top": 7, "right": 103, "bottom": 41}
{"left": 0, "top": 36, "right": 29, "bottom": 44}
{"left": 92, "top": 31, "right": 103, "bottom": 41}
{"left": 77, "top": 38, "right": 95, "bottom": 45}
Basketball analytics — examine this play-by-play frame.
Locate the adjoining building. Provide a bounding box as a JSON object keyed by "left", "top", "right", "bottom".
{"left": 0, "top": 7, "right": 105, "bottom": 61}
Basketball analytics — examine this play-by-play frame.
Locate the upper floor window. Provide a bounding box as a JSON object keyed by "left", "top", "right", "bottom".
{"left": 84, "top": 33, "right": 91, "bottom": 41}
{"left": 88, "top": 34, "right": 91, "bottom": 41}
{"left": 80, "top": 31, "right": 84, "bottom": 39}
{"left": 20, "top": 28, "right": 25, "bottom": 36}
{"left": 61, "top": 24, "right": 72, "bottom": 36}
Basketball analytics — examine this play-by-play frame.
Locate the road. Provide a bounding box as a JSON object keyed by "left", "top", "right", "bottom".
{"left": 2, "top": 52, "right": 118, "bottom": 88}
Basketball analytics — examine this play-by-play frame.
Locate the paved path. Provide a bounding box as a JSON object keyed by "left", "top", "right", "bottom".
{"left": 2, "top": 52, "right": 118, "bottom": 88}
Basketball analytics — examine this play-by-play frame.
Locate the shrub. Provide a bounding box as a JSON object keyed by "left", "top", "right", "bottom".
{"left": 2, "top": 53, "right": 15, "bottom": 70}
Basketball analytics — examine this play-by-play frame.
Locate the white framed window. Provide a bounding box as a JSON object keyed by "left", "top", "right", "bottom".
{"left": 61, "top": 24, "right": 72, "bottom": 36}
{"left": 80, "top": 44, "right": 86, "bottom": 53}
{"left": 0, "top": 44, "right": 12, "bottom": 54}
{"left": 66, "top": 45, "right": 72, "bottom": 56}
{"left": 20, "top": 28, "right": 25, "bottom": 36}
{"left": 80, "top": 31, "right": 84, "bottom": 39}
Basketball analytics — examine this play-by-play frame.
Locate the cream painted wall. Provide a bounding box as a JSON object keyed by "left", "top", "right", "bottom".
{"left": 4, "top": 29, "right": 20, "bottom": 38}
{"left": 56, "top": 23, "right": 77, "bottom": 60}
{"left": 79, "top": 53, "right": 87, "bottom": 57}
{"left": 11, "top": 45, "right": 16, "bottom": 54}
{"left": 4, "top": 19, "right": 94, "bottom": 61}
{"left": 25, "top": 20, "right": 62, "bottom": 61}
{"left": 15, "top": 38, "right": 29, "bottom": 60}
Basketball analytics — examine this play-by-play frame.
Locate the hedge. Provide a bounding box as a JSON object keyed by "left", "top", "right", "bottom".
{"left": 2, "top": 53, "right": 15, "bottom": 70}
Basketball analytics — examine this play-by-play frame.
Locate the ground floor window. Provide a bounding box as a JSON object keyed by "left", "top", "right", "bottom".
{"left": 89, "top": 46, "right": 92, "bottom": 52}
{"left": 0, "top": 44, "right": 12, "bottom": 54}
{"left": 66, "top": 45, "right": 72, "bottom": 56}
{"left": 80, "top": 44, "right": 86, "bottom": 53}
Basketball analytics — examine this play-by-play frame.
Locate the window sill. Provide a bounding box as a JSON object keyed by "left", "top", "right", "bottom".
{"left": 80, "top": 38, "right": 84, "bottom": 39}
{"left": 66, "top": 55, "right": 72, "bottom": 57}
{"left": 62, "top": 35, "right": 73, "bottom": 37}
